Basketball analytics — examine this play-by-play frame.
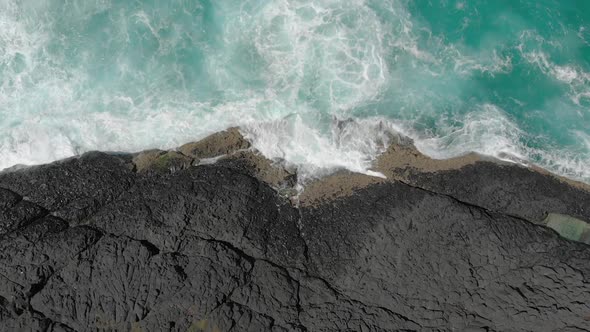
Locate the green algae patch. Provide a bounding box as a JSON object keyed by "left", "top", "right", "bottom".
{"left": 543, "top": 213, "right": 590, "bottom": 245}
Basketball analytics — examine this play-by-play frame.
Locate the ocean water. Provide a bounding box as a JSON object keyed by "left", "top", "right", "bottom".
{"left": 1, "top": 0, "right": 589, "bottom": 182}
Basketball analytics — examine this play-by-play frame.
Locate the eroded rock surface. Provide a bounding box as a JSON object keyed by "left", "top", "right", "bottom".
{"left": 1, "top": 136, "right": 590, "bottom": 331}
{"left": 177, "top": 128, "right": 251, "bottom": 160}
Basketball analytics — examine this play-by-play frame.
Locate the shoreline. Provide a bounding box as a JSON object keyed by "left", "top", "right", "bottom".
{"left": 4, "top": 126, "right": 589, "bottom": 239}
{"left": 3, "top": 126, "right": 589, "bottom": 190}
{"left": 102, "top": 127, "right": 590, "bottom": 245}
{"left": 3, "top": 126, "right": 590, "bottom": 219}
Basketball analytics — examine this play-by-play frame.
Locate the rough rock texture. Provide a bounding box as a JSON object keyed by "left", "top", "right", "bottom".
{"left": 216, "top": 151, "right": 297, "bottom": 190}
{"left": 298, "top": 171, "right": 385, "bottom": 207}
{"left": 178, "top": 128, "right": 251, "bottom": 160}
{"left": 375, "top": 141, "right": 590, "bottom": 223}
{"left": 132, "top": 150, "right": 193, "bottom": 173}
{"left": 1, "top": 135, "right": 590, "bottom": 331}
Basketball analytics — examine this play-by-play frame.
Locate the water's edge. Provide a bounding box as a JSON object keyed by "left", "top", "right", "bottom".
{"left": 4, "top": 127, "right": 589, "bottom": 194}
{"left": 2, "top": 1, "right": 590, "bottom": 183}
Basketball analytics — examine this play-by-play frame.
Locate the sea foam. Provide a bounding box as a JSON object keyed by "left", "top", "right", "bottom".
{"left": 1, "top": 0, "right": 589, "bottom": 184}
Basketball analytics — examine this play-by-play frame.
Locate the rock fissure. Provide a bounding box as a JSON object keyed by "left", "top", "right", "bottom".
{"left": 395, "top": 178, "right": 590, "bottom": 247}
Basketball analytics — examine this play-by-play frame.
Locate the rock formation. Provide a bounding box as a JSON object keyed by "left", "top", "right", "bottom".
{"left": 1, "top": 129, "right": 589, "bottom": 331}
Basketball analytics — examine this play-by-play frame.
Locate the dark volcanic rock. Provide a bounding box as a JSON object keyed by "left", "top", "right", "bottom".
{"left": 375, "top": 140, "right": 590, "bottom": 224}
{"left": 0, "top": 152, "right": 136, "bottom": 224}
{"left": 405, "top": 161, "right": 590, "bottom": 223}
{"left": 1, "top": 147, "right": 589, "bottom": 331}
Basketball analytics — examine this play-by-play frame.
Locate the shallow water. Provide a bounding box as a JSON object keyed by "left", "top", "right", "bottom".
{"left": 1, "top": 0, "right": 589, "bottom": 181}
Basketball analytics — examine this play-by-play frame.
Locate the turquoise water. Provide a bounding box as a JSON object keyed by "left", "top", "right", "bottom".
{"left": 1, "top": 0, "right": 589, "bottom": 181}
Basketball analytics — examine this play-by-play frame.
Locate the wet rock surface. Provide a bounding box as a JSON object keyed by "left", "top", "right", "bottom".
{"left": 177, "top": 128, "right": 251, "bottom": 160}
{"left": 1, "top": 136, "right": 590, "bottom": 331}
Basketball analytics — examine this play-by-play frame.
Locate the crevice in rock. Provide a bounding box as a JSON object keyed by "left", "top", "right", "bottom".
{"left": 393, "top": 178, "right": 590, "bottom": 246}
{"left": 30, "top": 307, "right": 76, "bottom": 332}
{"left": 347, "top": 298, "right": 422, "bottom": 328}
{"left": 0, "top": 205, "right": 52, "bottom": 242}
{"left": 295, "top": 207, "right": 310, "bottom": 265}
{"left": 0, "top": 187, "right": 24, "bottom": 210}
{"left": 0, "top": 186, "right": 23, "bottom": 199}
{"left": 139, "top": 239, "right": 161, "bottom": 256}
{"left": 26, "top": 280, "right": 49, "bottom": 300}
{"left": 197, "top": 236, "right": 256, "bottom": 266}
{"left": 0, "top": 270, "right": 25, "bottom": 289}
{"left": 294, "top": 277, "right": 308, "bottom": 332}
{"left": 17, "top": 208, "right": 52, "bottom": 230}
{"left": 3, "top": 223, "right": 105, "bottom": 328}
{"left": 173, "top": 265, "right": 187, "bottom": 281}
{"left": 79, "top": 224, "right": 164, "bottom": 258}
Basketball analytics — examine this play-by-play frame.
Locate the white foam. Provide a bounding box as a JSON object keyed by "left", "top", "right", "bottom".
{"left": 518, "top": 31, "right": 590, "bottom": 107}
{"left": 406, "top": 104, "right": 524, "bottom": 159}
{"left": 1, "top": 0, "right": 393, "bottom": 176}
{"left": 397, "top": 103, "right": 590, "bottom": 182}
{"left": 575, "top": 130, "right": 590, "bottom": 150}
{"left": 1, "top": 0, "right": 589, "bottom": 186}
{"left": 241, "top": 115, "right": 402, "bottom": 180}
{"left": 453, "top": 50, "right": 513, "bottom": 76}
{"left": 209, "top": 0, "right": 391, "bottom": 114}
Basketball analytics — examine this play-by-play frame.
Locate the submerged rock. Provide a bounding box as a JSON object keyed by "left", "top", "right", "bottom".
{"left": 0, "top": 131, "right": 589, "bottom": 331}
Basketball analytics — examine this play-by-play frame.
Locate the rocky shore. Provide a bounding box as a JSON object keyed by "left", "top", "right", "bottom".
{"left": 1, "top": 128, "right": 589, "bottom": 331}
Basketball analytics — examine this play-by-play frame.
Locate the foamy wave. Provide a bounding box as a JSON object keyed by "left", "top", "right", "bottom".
{"left": 452, "top": 50, "right": 513, "bottom": 76}
{"left": 242, "top": 115, "right": 403, "bottom": 179}
{"left": 207, "top": 0, "right": 391, "bottom": 113}
{"left": 409, "top": 104, "right": 526, "bottom": 160}
{"left": 0, "top": 0, "right": 395, "bottom": 176}
{"left": 0, "top": 0, "right": 589, "bottom": 185}
{"left": 518, "top": 31, "right": 590, "bottom": 107}
{"left": 402, "top": 104, "right": 590, "bottom": 182}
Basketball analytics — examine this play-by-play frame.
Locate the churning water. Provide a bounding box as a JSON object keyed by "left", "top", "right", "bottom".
{"left": 1, "top": 0, "right": 589, "bottom": 181}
